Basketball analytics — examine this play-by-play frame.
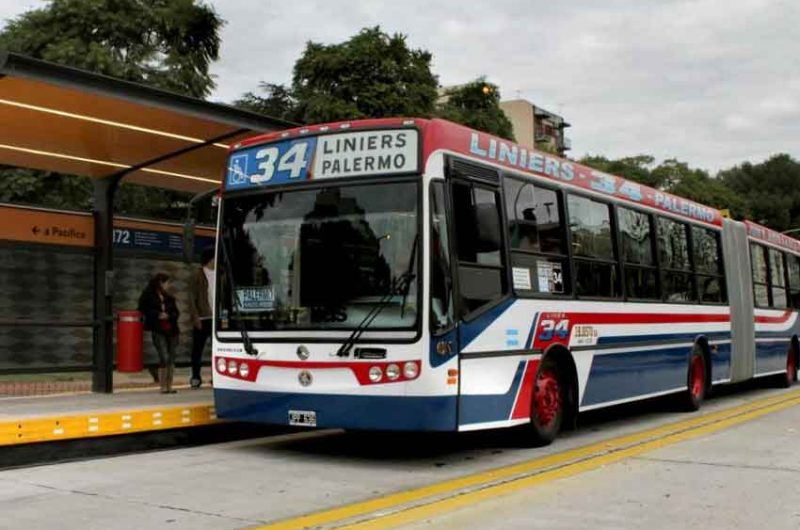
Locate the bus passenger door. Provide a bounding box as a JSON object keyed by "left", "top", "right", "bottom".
{"left": 446, "top": 160, "right": 515, "bottom": 431}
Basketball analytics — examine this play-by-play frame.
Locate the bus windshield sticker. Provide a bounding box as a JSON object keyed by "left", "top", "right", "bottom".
{"left": 235, "top": 286, "right": 275, "bottom": 312}
{"left": 512, "top": 267, "right": 532, "bottom": 290}
{"left": 536, "top": 261, "right": 564, "bottom": 294}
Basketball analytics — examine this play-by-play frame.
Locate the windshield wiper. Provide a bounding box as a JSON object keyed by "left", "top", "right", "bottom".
{"left": 219, "top": 227, "right": 258, "bottom": 356}
{"left": 336, "top": 234, "right": 419, "bottom": 358}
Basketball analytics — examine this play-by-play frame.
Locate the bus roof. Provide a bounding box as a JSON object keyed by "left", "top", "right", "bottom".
{"left": 745, "top": 220, "right": 800, "bottom": 255}
{"left": 232, "top": 117, "right": 723, "bottom": 227}
{"left": 229, "top": 118, "right": 800, "bottom": 247}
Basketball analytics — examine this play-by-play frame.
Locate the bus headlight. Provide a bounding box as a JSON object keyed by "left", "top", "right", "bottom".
{"left": 216, "top": 357, "right": 227, "bottom": 374}
{"left": 238, "top": 362, "right": 250, "bottom": 378}
{"left": 228, "top": 360, "right": 238, "bottom": 376}
{"left": 385, "top": 364, "right": 400, "bottom": 381}
{"left": 368, "top": 366, "right": 383, "bottom": 382}
{"left": 403, "top": 362, "right": 419, "bottom": 380}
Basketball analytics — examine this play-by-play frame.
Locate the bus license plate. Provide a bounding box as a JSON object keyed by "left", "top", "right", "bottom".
{"left": 288, "top": 410, "right": 317, "bottom": 427}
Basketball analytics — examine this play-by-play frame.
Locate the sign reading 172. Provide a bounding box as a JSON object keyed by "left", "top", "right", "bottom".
{"left": 227, "top": 137, "right": 317, "bottom": 189}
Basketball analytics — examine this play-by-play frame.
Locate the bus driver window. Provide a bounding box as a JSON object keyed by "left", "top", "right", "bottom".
{"left": 430, "top": 182, "right": 454, "bottom": 333}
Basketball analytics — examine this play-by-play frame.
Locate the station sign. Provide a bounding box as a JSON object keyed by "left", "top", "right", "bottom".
{"left": 0, "top": 205, "right": 215, "bottom": 255}
{"left": 225, "top": 129, "right": 419, "bottom": 190}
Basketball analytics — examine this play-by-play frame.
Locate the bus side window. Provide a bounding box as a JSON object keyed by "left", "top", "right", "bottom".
{"left": 750, "top": 243, "right": 769, "bottom": 307}
{"left": 452, "top": 181, "right": 508, "bottom": 316}
{"left": 788, "top": 255, "right": 800, "bottom": 308}
{"left": 430, "top": 182, "right": 454, "bottom": 333}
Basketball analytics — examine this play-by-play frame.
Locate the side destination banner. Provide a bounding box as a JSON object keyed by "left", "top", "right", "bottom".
{"left": 226, "top": 129, "right": 419, "bottom": 190}
{"left": 746, "top": 220, "right": 800, "bottom": 254}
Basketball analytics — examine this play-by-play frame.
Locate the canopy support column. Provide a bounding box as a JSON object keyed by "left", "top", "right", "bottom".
{"left": 92, "top": 176, "right": 121, "bottom": 393}
{"left": 90, "top": 127, "right": 248, "bottom": 393}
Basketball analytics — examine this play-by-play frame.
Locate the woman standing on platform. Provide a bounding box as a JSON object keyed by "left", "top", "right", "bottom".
{"left": 138, "top": 273, "right": 180, "bottom": 394}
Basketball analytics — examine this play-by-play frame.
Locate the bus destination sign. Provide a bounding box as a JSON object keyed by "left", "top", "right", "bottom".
{"left": 226, "top": 129, "right": 418, "bottom": 190}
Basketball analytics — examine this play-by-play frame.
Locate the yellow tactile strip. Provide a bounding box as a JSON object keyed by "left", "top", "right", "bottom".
{"left": 0, "top": 402, "right": 219, "bottom": 446}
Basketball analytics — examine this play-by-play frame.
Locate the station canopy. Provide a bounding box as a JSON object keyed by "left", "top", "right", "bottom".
{"left": 0, "top": 51, "right": 293, "bottom": 193}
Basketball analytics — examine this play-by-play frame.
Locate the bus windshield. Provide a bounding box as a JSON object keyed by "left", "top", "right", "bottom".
{"left": 218, "top": 180, "right": 419, "bottom": 332}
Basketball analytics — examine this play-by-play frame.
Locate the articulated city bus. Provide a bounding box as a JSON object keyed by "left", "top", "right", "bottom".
{"left": 212, "top": 118, "right": 799, "bottom": 445}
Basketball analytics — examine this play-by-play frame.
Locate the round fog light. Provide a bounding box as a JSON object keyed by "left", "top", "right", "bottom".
{"left": 227, "top": 359, "right": 238, "bottom": 376}
{"left": 403, "top": 362, "right": 419, "bottom": 379}
{"left": 385, "top": 364, "right": 400, "bottom": 380}
{"left": 368, "top": 366, "right": 383, "bottom": 383}
{"left": 238, "top": 362, "right": 250, "bottom": 378}
{"left": 216, "top": 357, "right": 227, "bottom": 374}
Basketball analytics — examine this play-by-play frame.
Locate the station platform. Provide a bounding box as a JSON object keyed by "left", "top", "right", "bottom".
{"left": 0, "top": 387, "right": 217, "bottom": 447}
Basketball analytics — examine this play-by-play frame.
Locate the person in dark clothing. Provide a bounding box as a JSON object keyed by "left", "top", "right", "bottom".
{"left": 138, "top": 273, "right": 180, "bottom": 394}
{"left": 189, "top": 247, "right": 215, "bottom": 388}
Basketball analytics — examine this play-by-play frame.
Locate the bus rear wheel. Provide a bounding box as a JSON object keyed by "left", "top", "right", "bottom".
{"left": 778, "top": 345, "right": 797, "bottom": 388}
{"left": 679, "top": 351, "right": 706, "bottom": 412}
{"left": 526, "top": 357, "right": 564, "bottom": 446}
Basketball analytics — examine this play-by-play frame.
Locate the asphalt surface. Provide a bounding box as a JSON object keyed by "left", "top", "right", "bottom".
{"left": 0, "top": 382, "right": 796, "bottom": 530}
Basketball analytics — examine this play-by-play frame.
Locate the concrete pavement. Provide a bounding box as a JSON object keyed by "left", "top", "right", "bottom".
{"left": 0, "top": 384, "right": 798, "bottom": 530}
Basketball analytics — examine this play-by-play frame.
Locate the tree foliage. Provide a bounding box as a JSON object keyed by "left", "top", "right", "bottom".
{"left": 436, "top": 78, "right": 515, "bottom": 140}
{"left": 720, "top": 154, "right": 800, "bottom": 232}
{"left": 0, "top": 0, "right": 223, "bottom": 98}
{"left": 289, "top": 27, "right": 439, "bottom": 124}
{"left": 0, "top": 0, "right": 224, "bottom": 220}
{"left": 233, "top": 83, "right": 296, "bottom": 123}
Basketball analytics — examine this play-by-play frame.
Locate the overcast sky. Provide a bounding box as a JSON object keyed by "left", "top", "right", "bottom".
{"left": 2, "top": 0, "right": 798, "bottom": 172}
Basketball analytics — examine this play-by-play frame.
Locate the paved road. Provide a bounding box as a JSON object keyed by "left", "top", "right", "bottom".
{"left": 1, "top": 383, "right": 797, "bottom": 530}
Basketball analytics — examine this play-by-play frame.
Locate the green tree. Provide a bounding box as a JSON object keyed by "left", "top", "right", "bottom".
{"left": 289, "top": 26, "right": 438, "bottom": 123}
{"left": 720, "top": 154, "right": 800, "bottom": 231}
{"left": 436, "top": 78, "right": 515, "bottom": 140}
{"left": 0, "top": 0, "right": 224, "bottom": 218}
{"left": 0, "top": 0, "right": 223, "bottom": 98}
{"left": 234, "top": 83, "right": 296, "bottom": 123}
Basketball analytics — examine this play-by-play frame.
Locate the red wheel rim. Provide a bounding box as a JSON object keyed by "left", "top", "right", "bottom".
{"left": 690, "top": 355, "right": 705, "bottom": 399}
{"left": 787, "top": 351, "right": 796, "bottom": 383}
{"left": 534, "top": 368, "right": 561, "bottom": 428}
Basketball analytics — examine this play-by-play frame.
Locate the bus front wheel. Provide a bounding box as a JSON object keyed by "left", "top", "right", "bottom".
{"left": 526, "top": 357, "right": 564, "bottom": 446}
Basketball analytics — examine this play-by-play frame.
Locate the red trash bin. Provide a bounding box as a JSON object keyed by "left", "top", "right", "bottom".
{"left": 117, "top": 310, "right": 143, "bottom": 372}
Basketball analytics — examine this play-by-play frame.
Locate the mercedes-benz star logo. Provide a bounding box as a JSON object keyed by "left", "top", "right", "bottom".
{"left": 298, "top": 370, "right": 313, "bottom": 387}
{"left": 297, "top": 345, "right": 310, "bottom": 360}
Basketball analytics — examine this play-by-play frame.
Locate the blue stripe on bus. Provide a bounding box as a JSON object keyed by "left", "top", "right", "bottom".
{"left": 458, "top": 361, "right": 525, "bottom": 426}
{"left": 214, "top": 389, "right": 458, "bottom": 431}
{"left": 582, "top": 346, "right": 692, "bottom": 406}
{"left": 755, "top": 340, "right": 790, "bottom": 374}
{"left": 459, "top": 298, "right": 516, "bottom": 351}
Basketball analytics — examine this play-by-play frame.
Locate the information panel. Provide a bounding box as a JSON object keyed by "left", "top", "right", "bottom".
{"left": 226, "top": 129, "right": 419, "bottom": 190}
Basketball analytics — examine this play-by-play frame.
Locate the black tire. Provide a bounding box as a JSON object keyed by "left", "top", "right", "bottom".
{"left": 678, "top": 349, "right": 706, "bottom": 412}
{"left": 524, "top": 357, "right": 565, "bottom": 446}
{"left": 777, "top": 344, "right": 797, "bottom": 389}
